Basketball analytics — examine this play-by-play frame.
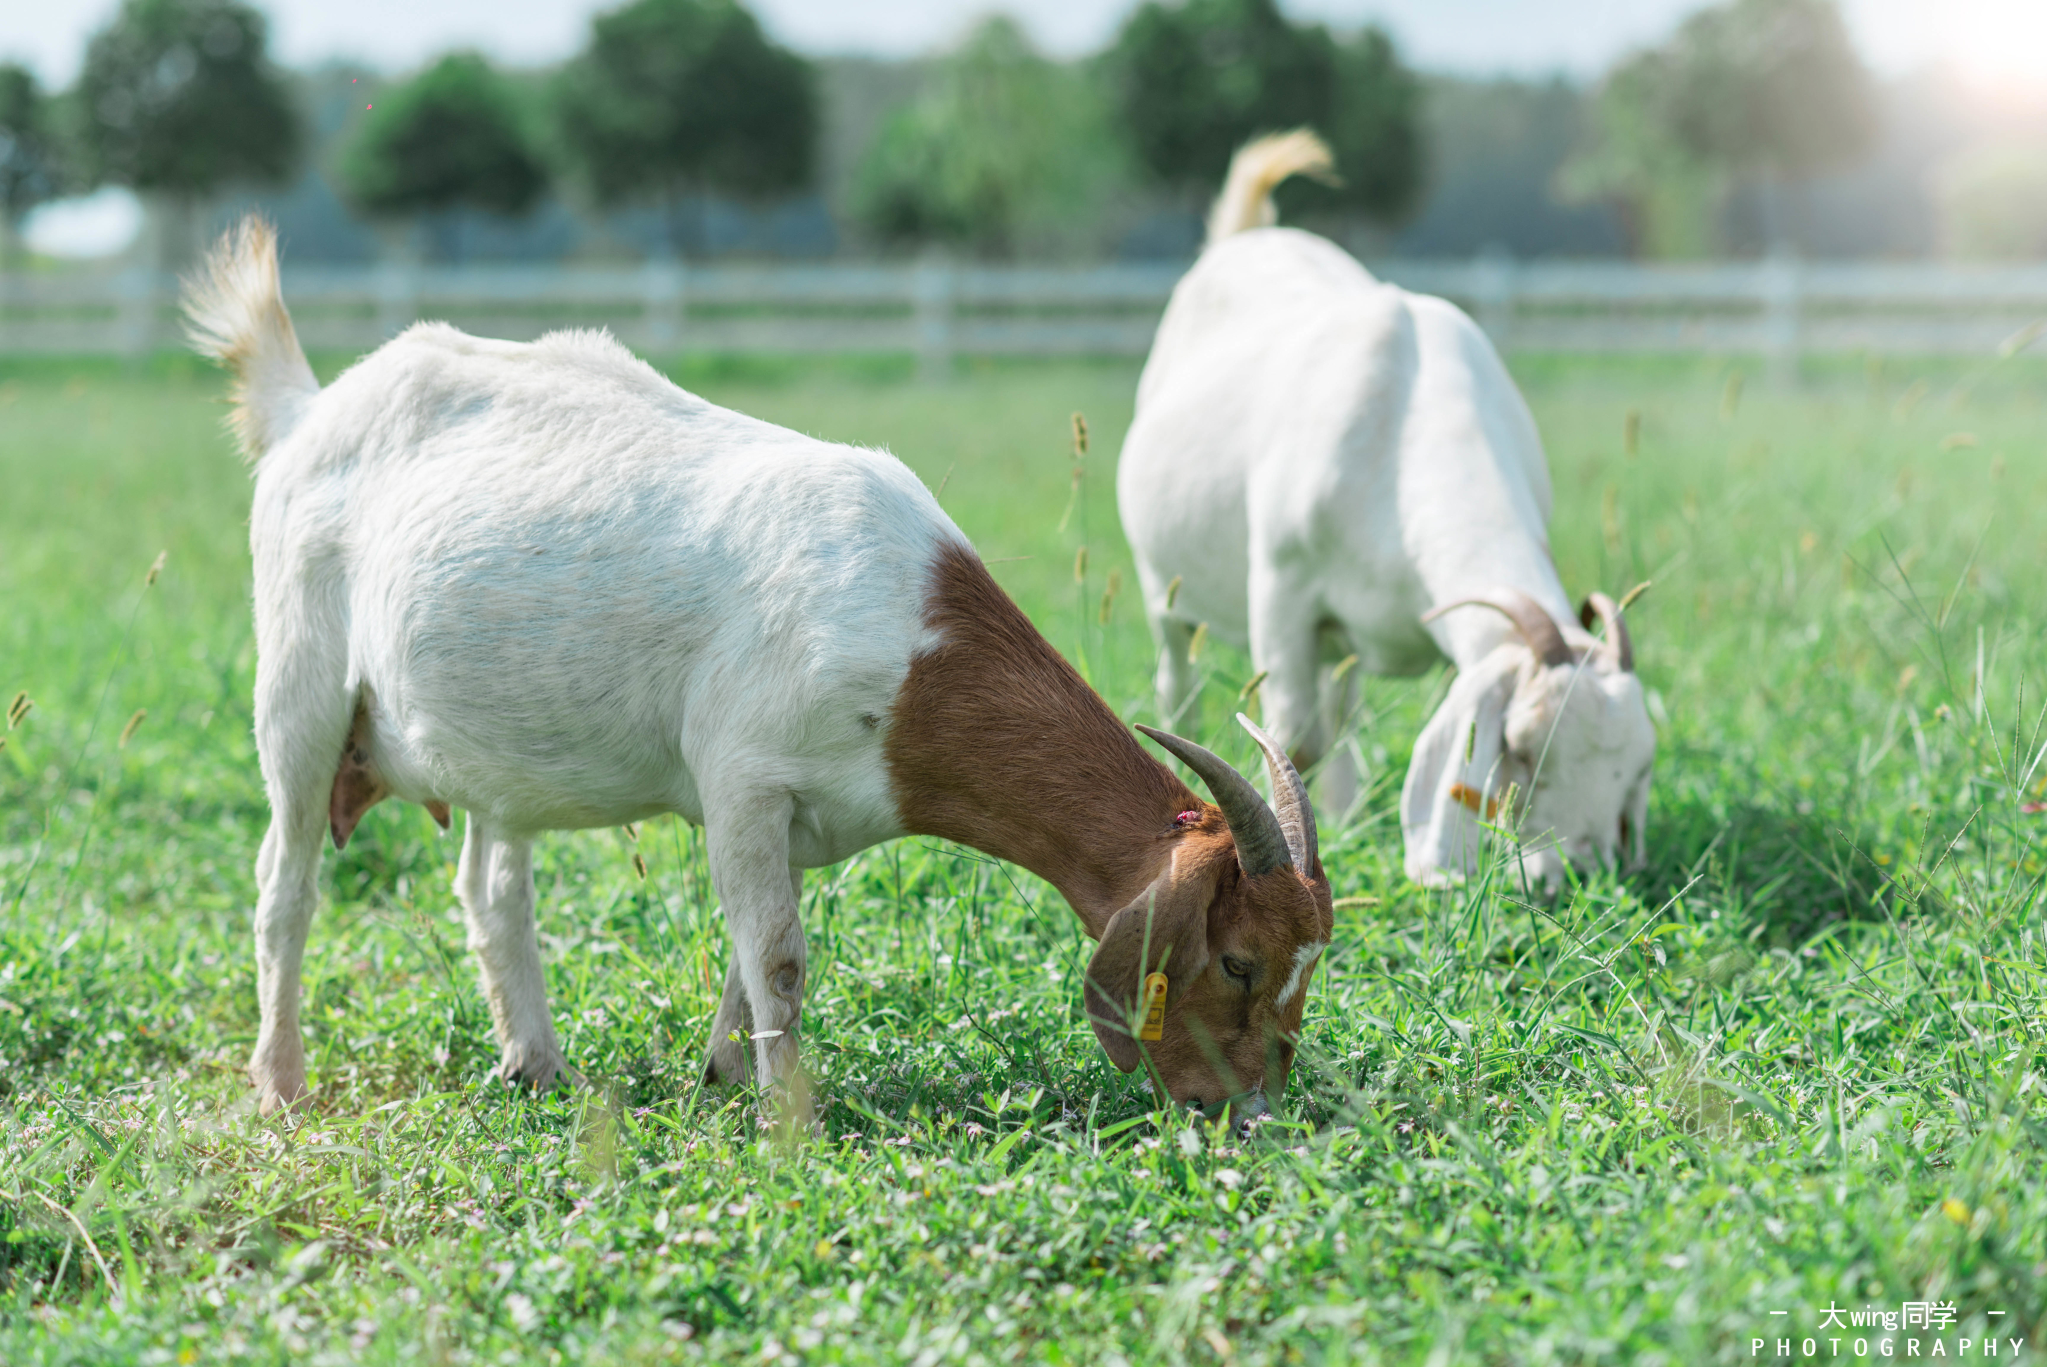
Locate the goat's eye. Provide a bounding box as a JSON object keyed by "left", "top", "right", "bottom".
{"left": 1221, "top": 955, "right": 1254, "bottom": 985}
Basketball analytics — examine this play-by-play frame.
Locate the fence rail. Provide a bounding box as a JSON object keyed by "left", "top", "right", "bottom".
{"left": 4, "top": 257, "right": 2045, "bottom": 368}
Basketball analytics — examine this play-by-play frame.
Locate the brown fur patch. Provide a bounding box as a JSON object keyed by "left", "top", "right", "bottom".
{"left": 329, "top": 701, "right": 388, "bottom": 850}
{"left": 886, "top": 542, "right": 1199, "bottom": 931}
{"left": 887, "top": 542, "right": 1334, "bottom": 1111}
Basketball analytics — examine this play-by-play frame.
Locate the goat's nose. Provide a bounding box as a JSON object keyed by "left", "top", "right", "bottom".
{"left": 1224, "top": 1088, "right": 1268, "bottom": 1136}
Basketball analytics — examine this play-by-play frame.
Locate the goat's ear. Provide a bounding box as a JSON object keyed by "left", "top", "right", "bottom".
{"left": 1083, "top": 856, "right": 1214, "bottom": 1073}
{"left": 1400, "top": 647, "right": 1524, "bottom": 886}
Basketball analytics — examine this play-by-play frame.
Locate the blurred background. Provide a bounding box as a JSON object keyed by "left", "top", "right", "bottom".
{"left": 1, "top": 0, "right": 2044, "bottom": 360}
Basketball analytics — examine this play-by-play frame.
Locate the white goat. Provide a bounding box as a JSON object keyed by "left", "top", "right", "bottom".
{"left": 184, "top": 219, "right": 1333, "bottom": 1121}
{"left": 1117, "top": 132, "right": 1655, "bottom": 889}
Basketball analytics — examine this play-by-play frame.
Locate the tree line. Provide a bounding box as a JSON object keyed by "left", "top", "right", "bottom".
{"left": 0, "top": 0, "right": 1895, "bottom": 267}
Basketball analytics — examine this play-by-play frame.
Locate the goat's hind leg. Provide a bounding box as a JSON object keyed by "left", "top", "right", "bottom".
{"left": 248, "top": 677, "right": 353, "bottom": 1114}
{"left": 457, "top": 817, "right": 571, "bottom": 1092}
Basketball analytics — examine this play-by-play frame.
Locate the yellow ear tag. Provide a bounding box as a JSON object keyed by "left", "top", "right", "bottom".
{"left": 1139, "top": 972, "right": 1169, "bottom": 1041}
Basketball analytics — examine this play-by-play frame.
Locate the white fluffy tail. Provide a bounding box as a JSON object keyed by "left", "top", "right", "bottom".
{"left": 1204, "top": 129, "right": 1338, "bottom": 249}
{"left": 181, "top": 217, "right": 318, "bottom": 461}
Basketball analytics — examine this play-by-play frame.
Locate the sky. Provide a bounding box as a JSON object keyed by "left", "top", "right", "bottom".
{"left": 5, "top": 0, "right": 2046, "bottom": 92}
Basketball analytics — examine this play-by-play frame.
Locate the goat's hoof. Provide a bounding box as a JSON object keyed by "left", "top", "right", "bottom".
{"left": 250, "top": 1043, "right": 309, "bottom": 1116}
{"left": 495, "top": 1042, "right": 574, "bottom": 1093}
{"left": 702, "top": 1037, "right": 748, "bottom": 1087}
{"left": 252, "top": 1069, "right": 309, "bottom": 1117}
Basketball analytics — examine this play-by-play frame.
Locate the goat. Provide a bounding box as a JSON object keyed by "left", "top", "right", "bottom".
{"left": 1117, "top": 132, "right": 1655, "bottom": 890}
{"left": 182, "top": 219, "right": 1333, "bottom": 1124}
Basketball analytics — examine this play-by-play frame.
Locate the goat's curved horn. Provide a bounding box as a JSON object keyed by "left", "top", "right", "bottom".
{"left": 1136, "top": 724, "right": 1292, "bottom": 877}
{"left": 1235, "top": 712, "right": 1316, "bottom": 873}
{"left": 1577, "top": 591, "right": 1634, "bottom": 671}
{"left": 1422, "top": 590, "right": 1573, "bottom": 668}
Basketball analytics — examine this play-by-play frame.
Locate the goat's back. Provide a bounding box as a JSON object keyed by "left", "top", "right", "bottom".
{"left": 251, "top": 325, "right": 957, "bottom": 845}
{"left": 1118, "top": 228, "right": 1554, "bottom": 664}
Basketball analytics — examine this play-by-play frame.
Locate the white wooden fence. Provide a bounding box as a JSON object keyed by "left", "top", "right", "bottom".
{"left": 3, "top": 257, "right": 2045, "bottom": 369}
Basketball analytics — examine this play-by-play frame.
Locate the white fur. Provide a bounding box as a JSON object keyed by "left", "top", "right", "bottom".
{"left": 1119, "top": 184, "right": 1655, "bottom": 891}
{"left": 1277, "top": 940, "right": 1325, "bottom": 1009}
{"left": 194, "top": 234, "right": 964, "bottom": 1115}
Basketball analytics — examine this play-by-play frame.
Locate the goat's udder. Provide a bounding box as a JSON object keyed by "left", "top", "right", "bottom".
{"left": 326, "top": 705, "right": 452, "bottom": 847}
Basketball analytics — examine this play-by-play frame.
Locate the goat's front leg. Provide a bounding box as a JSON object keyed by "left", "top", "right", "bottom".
{"left": 1314, "top": 656, "right": 1361, "bottom": 815}
{"left": 704, "top": 795, "right": 809, "bottom": 1122}
{"left": 1152, "top": 614, "right": 1198, "bottom": 731}
{"left": 457, "top": 817, "right": 570, "bottom": 1091}
{"left": 702, "top": 958, "right": 752, "bottom": 1085}
{"left": 1247, "top": 565, "right": 1327, "bottom": 767}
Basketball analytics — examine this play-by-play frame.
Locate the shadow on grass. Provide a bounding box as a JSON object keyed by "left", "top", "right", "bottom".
{"left": 1645, "top": 788, "right": 1902, "bottom": 944}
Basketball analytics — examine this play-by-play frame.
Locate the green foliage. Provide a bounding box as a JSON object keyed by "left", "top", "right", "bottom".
{"left": 69, "top": 0, "right": 299, "bottom": 198}
{"left": 1106, "top": 0, "right": 1420, "bottom": 222}
{"left": 1310, "top": 27, "right": 1424, "bottom": 223}
{"left": 4, "top": 352, "right": 2047, "bottom": 1359}
{"left": 850, "top": 17, "right": 1125, "bottom": 259}
{"left": 1657, "top": 0, "right": 1875, "bottom": 182}
{"left": 552, "top": 0, "right": 816, "bottom": 246}
{"left": 1557, "top": 53, "right": 1723, "bottom": 259}
{"left": 1562, "top": 0, "right": 1873, "bottom": 257}
{"left": 0, "top": 65, "right": 66, "bottom": 243}
{"left": 337, "top": 52, "right": 548, "bottom": 224}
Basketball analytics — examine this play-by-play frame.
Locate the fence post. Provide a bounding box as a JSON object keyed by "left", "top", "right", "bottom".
{"left": 1473, "top": 245, "right": 1516, "bottom": 351}
{"left": 1761, "top": 250, "right": 1802, "bottom": 386}
{"left": 643, "top": 256, "right": 685, "bottom": 353}
{"left": 116, "top": 264, "right": 157, "bottom": 358}
{"left": 914, "top": 252, "right": 954, "bottom": 381}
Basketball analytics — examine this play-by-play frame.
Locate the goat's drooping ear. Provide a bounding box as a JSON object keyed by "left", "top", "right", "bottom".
{"left": 1136, "top": 723, "right": 1292, "bottom": 876}
{"left": 1084, "top": 860, "right": 1215, "bottom": 1072}
{"left": 1235, "top": 712, "right": 1317, "bottom": 874}
{"left": 1424, "top": 589, "right": 1573, "bottom": 668}
{"left": 1578, "top": 592, "right": 1634, "bottom": 672}
{"left": 1399, "top": 647, "right": 1525, "bottom": 885}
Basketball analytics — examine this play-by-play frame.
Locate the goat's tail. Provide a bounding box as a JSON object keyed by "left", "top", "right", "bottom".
{"left": 1204, "top": 129, "right": 1338, "bottom": 249}
{"left": 181, "top": 216, "right": 319, "bottom": 462}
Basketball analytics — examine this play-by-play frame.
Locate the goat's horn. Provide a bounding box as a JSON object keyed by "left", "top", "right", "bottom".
{"left": 1235, "top": 712, "right": 1316, "bottom": 874}
{"left": 1578, "top": 591, "right": 1634, "bottom": 671}
{"left": 1136, "top": 724, "right": 1293, "bottom": 877}
{"left": 1422, "top": 590, "right": 1573, "bottom": 668}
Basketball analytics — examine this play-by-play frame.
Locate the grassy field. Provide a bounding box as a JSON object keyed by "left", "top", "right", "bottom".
{"left": 3, "top": 345, "right": 2046, "bottom": 1364}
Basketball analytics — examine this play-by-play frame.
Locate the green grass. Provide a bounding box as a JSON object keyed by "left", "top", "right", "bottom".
{"left": 3, "top": 347, "right": 2047, "bottom": 1364}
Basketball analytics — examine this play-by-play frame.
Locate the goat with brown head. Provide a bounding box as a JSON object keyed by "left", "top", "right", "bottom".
{"left": 1083, "top": 717, "right": 1332, "bottom": 1120}
{"left": 887, "top": 546, "right": 1332, "bottom": 1123}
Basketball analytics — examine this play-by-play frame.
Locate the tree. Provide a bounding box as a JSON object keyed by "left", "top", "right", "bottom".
{"left": 0, "top": 65, "right": 67, "bottom": 267}
{"left": 1562, "top": 0, "right": 1873, "bottom": 256}
{"left": 553, "top": 0, "right": 816, "bottom": 257}
{"left": 1105, "top": 0, "right": 1420, "bottom": 224}
{"left": 1557, "top": 51, "right": 1722, "bottom": 259}
{"left": 1310, "top": 28, "right": 1424, "bottom": 225}
{"left": 338, "top": 53, "right": 548, "bottom": 261}
{"left": 851, "top": 16, "right": 1124, "bottom": 258}
{"left": 1660, "top": 0, "right": 1874, "bottom": 185}
{"left": 72, "top": 0, "right": 300, "bottom": 264}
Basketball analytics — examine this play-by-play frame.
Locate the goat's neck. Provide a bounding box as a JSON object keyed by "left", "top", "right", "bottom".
{"left": 1420, "top": 537, "right": 1580, "bottom": 668}
{"left": 886, "top": 543, "right": 1200, "bottom": 936}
